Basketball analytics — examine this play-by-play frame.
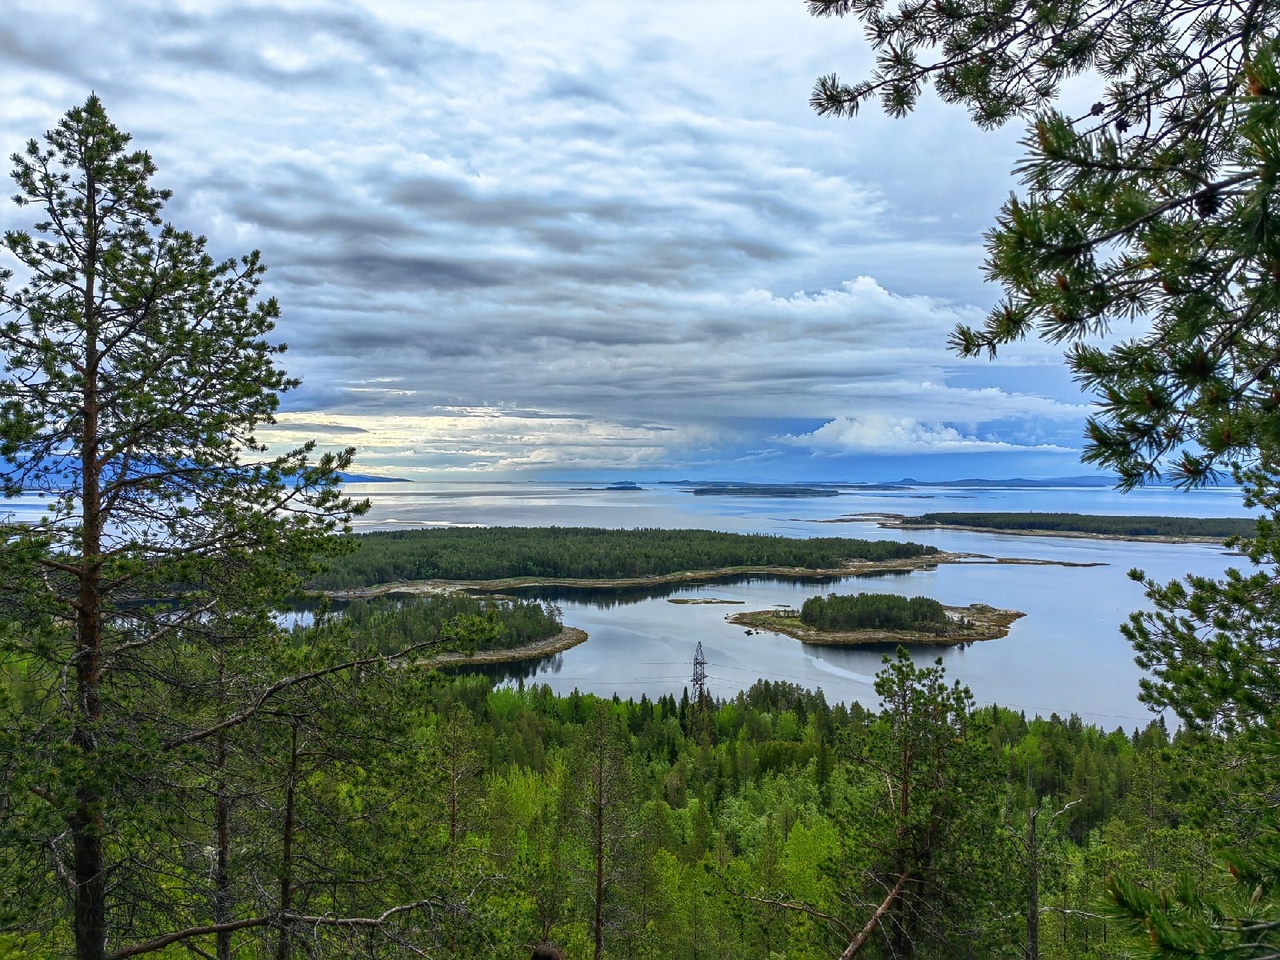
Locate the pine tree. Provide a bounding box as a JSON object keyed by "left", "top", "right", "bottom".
{"left": 0, "top": 97, "right": 363, "bottom": 958}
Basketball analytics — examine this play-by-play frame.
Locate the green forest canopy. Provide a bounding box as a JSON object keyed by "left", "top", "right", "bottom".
{"left": 4, "top": 660, "right": 1210, "bottom": 959}
{"left": 310, "top": 526, "right": 939, "bottom": 589}
{"left": 800, "top": 592, "right": 950, "bottom": 634}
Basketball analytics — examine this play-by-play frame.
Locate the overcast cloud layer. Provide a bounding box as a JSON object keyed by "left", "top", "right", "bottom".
{"left": 0, "top": 0, "right": 1104, "bottom": 480}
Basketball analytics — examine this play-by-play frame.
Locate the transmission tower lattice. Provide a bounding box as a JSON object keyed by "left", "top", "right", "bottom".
{"left": 691, "top": 642, "right": 708, "bottom": 703}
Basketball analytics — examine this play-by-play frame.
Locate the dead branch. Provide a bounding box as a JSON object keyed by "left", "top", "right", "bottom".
{"left": 841, "top": 872, "right": 911, "bottom": 959}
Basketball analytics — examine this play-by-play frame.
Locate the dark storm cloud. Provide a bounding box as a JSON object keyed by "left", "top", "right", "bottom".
{"left": 290, "top": 250, "right": 507, "bottom": 291}
{"left": 240, "top": 205, "right": 421, "bottom": 243}
{"left": 267, "top": 419, "right": 370, "bottom": 436}
{"left": 386, "top": 176, "right": 676, "bottom": 232}
{"left": 151, "top": 5, "right": 480, "bottom": 83}
{"left": 0, "top": 24, "right": 84, "bottom": 78}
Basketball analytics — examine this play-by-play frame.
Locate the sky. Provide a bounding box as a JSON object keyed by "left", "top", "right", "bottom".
{"left": 0, "top": 0, "right": 1114, "bottom": 482}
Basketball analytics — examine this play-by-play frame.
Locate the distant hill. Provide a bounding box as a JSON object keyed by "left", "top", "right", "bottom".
{"left": 894, "top": 476, "right": 1121, "bottom": 488}
{"left": 654, "top": 476, "right": 1128, "bottom": 490}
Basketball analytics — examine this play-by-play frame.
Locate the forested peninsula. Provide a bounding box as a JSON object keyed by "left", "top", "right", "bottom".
{"left": 310, "top": 526, "right": 943, "bottom": 592}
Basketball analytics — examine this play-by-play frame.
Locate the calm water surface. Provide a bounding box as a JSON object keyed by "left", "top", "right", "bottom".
{"left": 339, "top": 481, "right": 1251, "bottom": 727}
{"left": 6, "top": 481, "right": 1245, "bottom": 726}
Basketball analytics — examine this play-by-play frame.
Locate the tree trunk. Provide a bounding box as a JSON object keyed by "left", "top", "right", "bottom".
{"left": 1027, "top": 806, "right": 1039, "bottom": 960}
{"left": 215, "top": 722, "right": 233, "bottom": 960}
{"left": 276, "top": 722, "right": 299, "bottom": 960}
{"left": 73, "top": 166, "right": 106, "bottom": 960}
{"left": 841, "top": 872, "right": 911, "bottom": 959}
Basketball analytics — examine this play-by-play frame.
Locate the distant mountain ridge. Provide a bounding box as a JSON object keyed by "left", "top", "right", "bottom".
{"left": 655, "top": 475, "right": 1129, "bottom": 489}
{"left": 890, "top": 475, "right": 1121, "bottom": 488}
{"left": 337, "top": 472, "right": 410, "bottom": 483}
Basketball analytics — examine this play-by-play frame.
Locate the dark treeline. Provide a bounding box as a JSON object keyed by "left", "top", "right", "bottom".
{"left": 338, "top": 593, "right": 564, "bottom": 655}
{"left": 913, "top": 512, "right": 1256, "bottom": 539}
{"left": 310, "top": 526, "right": 939, "bottom": 589}
{"left": 801, "top": 592, "right": 949, "bottom": 634}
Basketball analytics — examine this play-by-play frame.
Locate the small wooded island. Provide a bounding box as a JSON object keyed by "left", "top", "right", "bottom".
{"left": 728, "top": 592, "right": 1024, "bottom": 646}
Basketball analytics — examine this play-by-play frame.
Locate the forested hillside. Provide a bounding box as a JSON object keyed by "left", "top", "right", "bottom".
{"left": 5, "top": 650, "right": 1233, "bottom": 957}
{"left": 4, "top": 652, "right": 1240, "bottom": 958}
{"left": 310, "top": 526, "right": 939, "bottom": 589}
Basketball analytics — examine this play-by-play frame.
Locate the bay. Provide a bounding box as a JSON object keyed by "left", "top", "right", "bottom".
{"left": 341, "top": 480, "right": 1252, "bottom": 727}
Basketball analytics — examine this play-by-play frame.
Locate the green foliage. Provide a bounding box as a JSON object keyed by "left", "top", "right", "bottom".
{"left": 1126, "top": 476, "right": 1280, "bottom": 735}
{"left": 4, "top": 633, "right": 1231, "bottom": 959}
{"left": 800, "top": 591, "right": 949, "bottom": 633}
{"left": 850, "top": 651, "right": 1020, "bottom": 956}
{"left": 812, "top": 7, "right": 1280, "bottom": 953}
{"left": 0, "top": 98, "right": 374, "bottom": 959}
{"left": 309, "top": 525, "right": 938, "bottom": 589}
{"left": 1106, "top": 831, "right": 1280, "bottom": 960}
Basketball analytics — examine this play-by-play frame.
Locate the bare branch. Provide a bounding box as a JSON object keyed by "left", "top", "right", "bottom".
{"left": 107, "top": 917, "right": 273, "bottom": 959}
{"left": 161, "top": 640, "right": 448, "bottom": 750}
{"left": 737, "top": 892, "right": 856, "bottom": 940}
{"left": 841, "top": 872, "right": 911, "bottom": 959}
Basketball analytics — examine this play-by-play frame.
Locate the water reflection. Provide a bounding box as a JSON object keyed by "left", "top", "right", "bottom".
{"left": 446, "top": 654, "right": 564, "bottom": 683}
{"left": 281, "top": 482, "right": 1255, "bottom": 723}
{"left": 497, "top": 570, "right": 912, "bottom": 609}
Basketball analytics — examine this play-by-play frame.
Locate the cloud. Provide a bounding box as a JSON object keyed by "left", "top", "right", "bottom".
{"left": 784, "top": 415, "right": 1078, "bottom": 455}
{"left": 0, "top": 0, "right": 1093, "bottom": 478}
{"left": 262, "top": 408, "right": 724, "bottom": 476}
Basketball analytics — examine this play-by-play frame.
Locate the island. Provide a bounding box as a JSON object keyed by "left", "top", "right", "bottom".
{"left": 689, "top": 484, "right": 841, "bottom": 498}
{"left": 332, "top": 591, "right": 582, "bottom": 665}
{"left": 824, "top": 511, "right": 1254, "bottom": 543}
{"left": 727, "top": 592, "right": 1024, "bottom": 646}
{"left": 313, "top": 526, "right": 1103, "bottom": 597}
{"left": 310, "top": 526, "right": 945, "bottom": 591}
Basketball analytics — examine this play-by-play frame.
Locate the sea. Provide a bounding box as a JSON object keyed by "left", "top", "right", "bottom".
{"left": 332, "top": 480, "right": 1254, "bottom": 728}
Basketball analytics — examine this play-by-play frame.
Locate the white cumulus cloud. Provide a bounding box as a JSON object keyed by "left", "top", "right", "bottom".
{"left": 785, "top": 415, "right": 1076, "bottom": 455}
